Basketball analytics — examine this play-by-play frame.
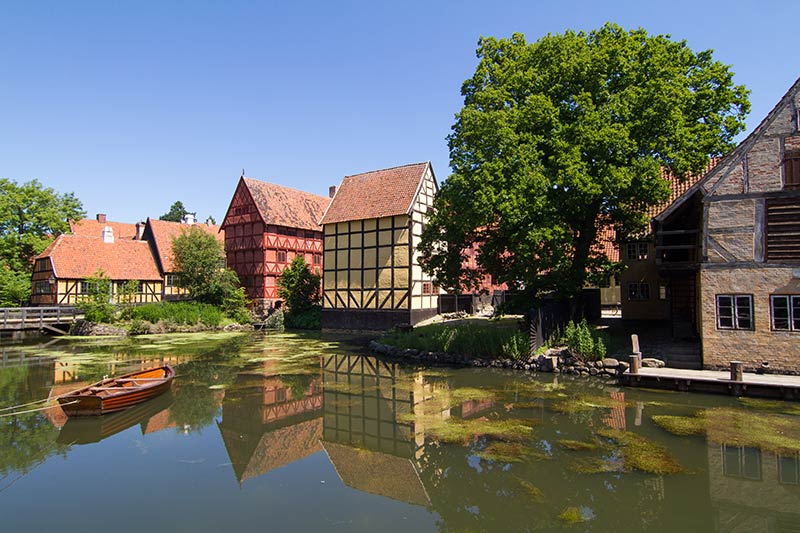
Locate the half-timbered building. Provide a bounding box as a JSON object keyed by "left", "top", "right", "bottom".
{"left": 31, "top": 227, "right": 162, "bottom": 305}
{"left": 319, "top": 162, "right": 439, "bottom": 330}
{"left": 654, "top": 77, "right": 800, "bottom": 372}
{"left": 221, "top": 176, "right": 330, "bottom": 310}
{"left": 141, "top": 217, "right": 224, "bottom": 300}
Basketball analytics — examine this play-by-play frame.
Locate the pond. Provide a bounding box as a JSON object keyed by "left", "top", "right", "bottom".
{"left": 1, "top": 331, "right": 799, "bottom": 532}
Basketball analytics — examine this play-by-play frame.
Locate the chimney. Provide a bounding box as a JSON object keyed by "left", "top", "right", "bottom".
{"left": 182, "top": 212, "right": 196, "bottom": 225}
{"left": 329, "top": 185, "right": 337, "bottom": 198}
{"left": 102, "top": 226, "right": 114, "bottom": 243}
{"left": 96, "top": 213, "right": 107, "bottom": 223}
{"left": 135, "top": 221, "right": 145, "bottom": 240}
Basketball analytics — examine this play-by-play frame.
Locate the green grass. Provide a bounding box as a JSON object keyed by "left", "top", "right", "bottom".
{"left": 126, "top": 302, "right": 224, "bottom": 327}
{"left": 380, "top": 320, "right": 528, "bottom": 360}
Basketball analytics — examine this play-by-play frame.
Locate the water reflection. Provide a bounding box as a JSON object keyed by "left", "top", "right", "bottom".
{"left": 0, "top": 335, "right": 799, "bottom": 531}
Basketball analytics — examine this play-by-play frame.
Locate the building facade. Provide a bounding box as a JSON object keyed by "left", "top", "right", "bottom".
{"left": 220, "top": 176, "right": 330, "bottom": 311}
{"left": 319, "top": 162, "right": 439, "bottom": 330}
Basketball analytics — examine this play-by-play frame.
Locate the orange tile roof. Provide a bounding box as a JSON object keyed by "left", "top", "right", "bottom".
{"left": 36, "top": 234, "right": 161, "bottom": 280}
{"left": 594, "top": 225, "right": 619, "bottom": 262}
{"left": 320, "top": 162, "right": 431, "bottom": 224}
{"left": 241, "top": 178, "right": 330, "bottom": 231}
{"left": 146, "top": 218, "right": 223, "bottom": 273}
{"left": 70, "top": 219, "right": 138, "bottom": 240}
{"left": 647, "top": 158, "right": 721, "bottom": 219}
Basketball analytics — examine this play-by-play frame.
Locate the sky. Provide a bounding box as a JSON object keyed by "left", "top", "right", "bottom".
{"left": 2, "top": 1, "right": 799, "bottom": 224}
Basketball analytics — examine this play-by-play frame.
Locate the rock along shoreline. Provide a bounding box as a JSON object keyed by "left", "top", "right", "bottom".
{"left": 368, "top": 340, "right": 666, "bottom": 380}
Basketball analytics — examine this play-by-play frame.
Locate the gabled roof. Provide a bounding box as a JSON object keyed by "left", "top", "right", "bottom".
{"left": 145, "top": 218, "right": 223, "bottom": 273}
{"left": 648, "top": 158, "right": 721, "bottom": 220}
{"left": 320, "top": 162, "right": 433, "bottom": 225}
{"left": 70, "top": 218, "right": 138, "bottom": 240}
{"left": 35, "top": 235, "right": 161, "bottom": 280}
{"left": 656, "top": 75, "right": 800, "bottom": 222}
{"left": 231, "top": 177, "right": 330, "bottom": 231}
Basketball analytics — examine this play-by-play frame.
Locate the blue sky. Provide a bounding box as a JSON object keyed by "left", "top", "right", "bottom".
{"left": 2, "top": 1, "right": 798, "bottom": 223}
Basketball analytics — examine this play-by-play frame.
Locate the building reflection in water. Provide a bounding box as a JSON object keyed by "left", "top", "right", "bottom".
{"left": 217, "top": 360, "right": 323, "bottom": 484}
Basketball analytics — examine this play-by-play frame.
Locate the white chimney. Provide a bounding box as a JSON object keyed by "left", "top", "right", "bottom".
{"left": 182, "top": 212, "right": 196, "bottom": 225}
{"left": 135, "top": 221, "right": 145, "bottom": 240}
{"left": 102, "top": 226, "right": 114, "bottom": 243}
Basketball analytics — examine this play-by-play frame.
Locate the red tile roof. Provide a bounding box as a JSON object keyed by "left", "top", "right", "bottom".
{"left": 320, "top": 162, "right": 431, "bottom": 224}
{"left": 648, "top": 158, "right": 721, "bottom": 219}
{"left": 242, "top": 178, "right": 330, "bottom": 231}
{"left": 70, "top": 219, "right": 138, "bottom": 240}
{"left": 594, "top": 225, "right": 619, "bottom": 263}
{"left": 146, "top": 219, "right": 223, "bottom": 273}
{"left": 36, "top": 235, "right": 161, "bottom": 280}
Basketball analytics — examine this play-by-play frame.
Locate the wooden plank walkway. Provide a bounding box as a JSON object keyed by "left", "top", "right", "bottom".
{"left": 621, "top": 366, "right": 800, "bottom": 400}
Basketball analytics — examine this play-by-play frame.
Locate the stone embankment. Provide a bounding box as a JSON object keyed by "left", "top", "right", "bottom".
{"left": 69, "top": 319, "right": 252, "bottom": 336}
{"left": 368, "top": 340, "right": 666, "bottom": 380}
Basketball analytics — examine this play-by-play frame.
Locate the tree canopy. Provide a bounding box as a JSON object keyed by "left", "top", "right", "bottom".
{"left": 0, "top": 178, "right": 84, "bottom": 272}
{"left": 419, "top": 24, "right": 750, "bottom": 306}
{"left": 159, "top": 201, "right": 188, "bottom": 222}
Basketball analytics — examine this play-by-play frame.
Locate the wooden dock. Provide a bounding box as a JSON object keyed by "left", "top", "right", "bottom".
{"left": 620, "top": 366, "right": 800, "bottom": 400}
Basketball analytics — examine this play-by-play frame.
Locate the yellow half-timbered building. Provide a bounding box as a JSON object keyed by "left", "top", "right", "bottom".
{"left": 319, "top": 162, "right": 439, "bottom": 330}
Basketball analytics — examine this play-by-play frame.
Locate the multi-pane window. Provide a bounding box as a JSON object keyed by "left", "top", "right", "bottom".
{"left": 79, "top": 281, "right": 92, "bottom": 294}
{"left": 422, "top": 282, "right": 438, "bottom": 295}
{"left": 784, "top": 150, "right": 800, "bottom": 190}
{"left": 313, "top": 253, "right": 322, "bottom": 265}
{"left": 34, "top": 259, "right": 49, "bottom": 272}
{"left": 165, "top": 274, "right": 177, "bottom": 287}
{"left": 626, "top": 242, "right": 648, "bottom": 261}
{"left": 723, "top": 445, "right": 762, "bottom": 480}
{"left": 771, "top": 295, "right": 800, "bottom": 331}
{"left": 33, "top": 281, "right": 51, "bottom": 295}
{"left": 277, "top": 251, "right": 287, "bottom": 263}
{"left": 716, "top": 294, "right": 753, "bottom": 330}
{"left": 627, "top": 282, "right": 650, "bottom": 301}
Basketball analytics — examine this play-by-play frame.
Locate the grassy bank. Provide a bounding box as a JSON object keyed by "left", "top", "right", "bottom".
{"left": 380, "top": 319, "right": 528, "bottom": 360}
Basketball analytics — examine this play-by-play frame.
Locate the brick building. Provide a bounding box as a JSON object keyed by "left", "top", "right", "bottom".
{"left": 652, "top": 77, "right": 800, "bottom": 372}
{"left": 220, "top": 176, "right": 331, "bottom": 311}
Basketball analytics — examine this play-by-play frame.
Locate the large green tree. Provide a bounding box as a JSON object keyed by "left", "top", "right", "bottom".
{"left": 277, "top": 256, "right": 321, "bottom": 313}
{"left": 0, "top": 179, "right": 84, "bottom": 305}
{"left": 419, "top": 24, "right": 749, "bottom": 309}
{"left": 0, "top": 179, "right": 84, "bottom": 272}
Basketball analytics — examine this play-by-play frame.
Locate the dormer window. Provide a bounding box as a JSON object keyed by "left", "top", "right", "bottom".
{"left": 784, "top": 149, "right": 800, "bottom": 190}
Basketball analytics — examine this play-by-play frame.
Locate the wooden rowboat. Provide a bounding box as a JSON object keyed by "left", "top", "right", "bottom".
{"left": 57, "top": 365, "right": 175, "bottom": 417}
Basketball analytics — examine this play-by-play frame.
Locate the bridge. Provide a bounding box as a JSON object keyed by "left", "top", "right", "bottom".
{"left": 0, "top": 307, "right": 84, "bottom": 335}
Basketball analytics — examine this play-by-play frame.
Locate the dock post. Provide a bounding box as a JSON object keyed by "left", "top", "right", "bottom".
{"left": 629, "top": 352, "right": 641, "bottom": 374}
{"left": 730, "top": 361, "right": 744, "bottom": 382}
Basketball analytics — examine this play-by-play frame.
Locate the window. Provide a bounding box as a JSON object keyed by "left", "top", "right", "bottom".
{"left": 422, "top": 282, "right": 438, "bottom": 295}
{"left": 779, "top": 453, "right": 800, "bottom": 485}
{"left": 165, "top": 274, "right": 177, "bottom": 287}
{"left": 277, "top": 251, "right": 287, "bottom": 263}
{"left": 79, "top": 281, "right": 92, "bottom": 294}
{"left": 784, "top": 149, "right": 800, "bottom": 190}
{"left": 34, "top": 259, "right": 49, "bottom": 272}
{"left": 771, "top": 295, "right": 800, "bottom": 331}
{"left": 313, "top": 253, "right": 322, "bottom": 265}
{"left": 716, "top": 294, "right": 753, "bottom": 330}
{"left": 627, "top": 282, "right": 650, "bottom": 301}
{"left": 765, "top": 199, "right": 800, "bottom": 261}
{"left": 658, "top": 283, "right": 668, "bottom": 300}
{"left": 626, "top": 242, "right": 648, "bottom": 261}
{"left": 33, "top": 281, "right": 51, "bottom": 295}
{"left": 304, "top": 230, "right": 316, "bottom": 239}
{"left": 723, "top": 445, "right": 761, "bottom": 480}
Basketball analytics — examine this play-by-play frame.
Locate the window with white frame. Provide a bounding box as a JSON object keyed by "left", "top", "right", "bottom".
{"left": 626, "top": 241, "right": 648, "bottom": 261}
{"left": 627, "top": 282, "right": 650, "bottom": 301}
{"left": 716, "top": 294, "right": 753, "bottom": 330}
{"left": 771, "top": 295, "right": 800, "bottom": 331}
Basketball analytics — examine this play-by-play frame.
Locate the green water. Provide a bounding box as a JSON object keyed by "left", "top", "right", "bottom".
{"left": 1, "top": 332, "right": 798, "bottom": 532}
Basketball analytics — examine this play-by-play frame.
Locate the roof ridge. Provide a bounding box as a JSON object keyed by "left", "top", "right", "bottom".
{"left": 344, "top": 161, "right": 429, "bottom": 179}
{"left": 242, "top": 176, "right": 330, "bottom": 200}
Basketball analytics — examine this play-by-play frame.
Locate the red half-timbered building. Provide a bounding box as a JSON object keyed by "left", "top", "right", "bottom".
{"left": 221, "top": 176, "right": 331, "bottom": 310}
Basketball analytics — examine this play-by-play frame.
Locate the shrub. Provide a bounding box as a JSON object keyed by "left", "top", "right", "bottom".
{"left": 128, "top": 302, "right": 223, "bottom": 327}
{"left": 562, "top": 319, "right": 606, "bottom": 361}
{"left": 381, "top": 321, "right": 526, "bottom": 360}
{"left": 284, "top": 305, "right": 321, "bottom": 330}
{"left": 262, "top": 309, "right": 285, "bottom": 331}
{"left": 128, "top": 319, "right": 151, "bottom": 335}
{"left": 80, "top": 301, "right": 116, "bottom": 324}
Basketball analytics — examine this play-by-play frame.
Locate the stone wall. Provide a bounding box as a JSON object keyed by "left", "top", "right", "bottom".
{"left": 700, "top": 266, "right": 800, "bottom": 372}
